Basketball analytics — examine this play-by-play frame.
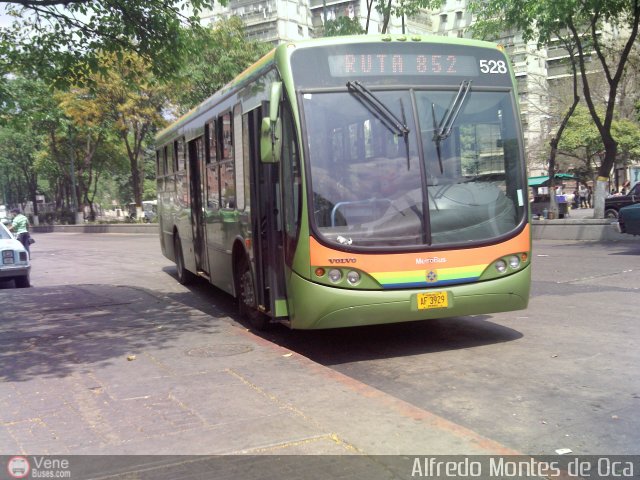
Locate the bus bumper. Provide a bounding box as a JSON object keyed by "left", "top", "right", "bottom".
{"left": 287, "top": 265, "right": 531, "bottom": 329}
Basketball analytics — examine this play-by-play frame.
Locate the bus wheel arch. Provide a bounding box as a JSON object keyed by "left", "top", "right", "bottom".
{"left": 232, "top": 242, "right": 268, "bottom": 330}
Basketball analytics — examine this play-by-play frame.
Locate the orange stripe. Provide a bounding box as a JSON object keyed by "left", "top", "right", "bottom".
{"left": 310, "top": 225, "right": 531, "bottom": 272}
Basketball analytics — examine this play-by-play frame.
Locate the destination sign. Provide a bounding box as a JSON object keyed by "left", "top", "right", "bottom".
{"left": 327, "top": 53, "right": 479, "bottom": 77}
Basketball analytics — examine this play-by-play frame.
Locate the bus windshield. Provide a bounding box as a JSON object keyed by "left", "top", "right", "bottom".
{"left": 303, "top": 87, "right": 525, "bottom": 248}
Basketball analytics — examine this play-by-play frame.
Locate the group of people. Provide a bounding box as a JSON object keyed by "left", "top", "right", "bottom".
{"left": 556, "top": 183, "right": 592, "bottom": 209}
{"left": 574, "top": 184, "right": 593, "bottom": 208}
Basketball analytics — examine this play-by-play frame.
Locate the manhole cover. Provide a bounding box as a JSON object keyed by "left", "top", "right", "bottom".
{"left": 186, "top": 344, "right": 253, "bottom": 358}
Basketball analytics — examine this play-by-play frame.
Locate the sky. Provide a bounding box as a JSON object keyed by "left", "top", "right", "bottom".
{"left": 0, "top": 5, "right": 18, "bottom": 28}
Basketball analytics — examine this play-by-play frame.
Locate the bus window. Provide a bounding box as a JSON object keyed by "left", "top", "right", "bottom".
{"left": 177, "top": 138, "right": 185, "bottom": 172}
{"left": 219, "top": 112, "right": 235, "bottom": 209}
{"left": 206, "top": 120, "right": 220, "bottom": 210}
{"left": 281, "top": 104, "right": 301, "bottom": 265}
{"left": 162, "top": 146, "right": 169, "bottom": 175}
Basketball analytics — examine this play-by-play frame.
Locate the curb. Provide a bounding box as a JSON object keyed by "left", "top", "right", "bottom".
{"left": 32, "top": 223, "right": 159, "bottom": 234}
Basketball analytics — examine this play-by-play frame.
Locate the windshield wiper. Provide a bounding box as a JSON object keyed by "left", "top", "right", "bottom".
{"left": 432, "top": 80, "right": 472, "bottom": 173}
{"left": 347, "top": 81, "right": 411, "bottom": 168}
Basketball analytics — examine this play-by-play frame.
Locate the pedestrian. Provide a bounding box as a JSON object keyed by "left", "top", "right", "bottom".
{"left": 587, "top": 186, "right": 593, "bottom": 208}
{"left": 578, "top": 184, "right": 588, "bottom": 208}
{"left": 8, "top": 208, "right": 32, "bottom": 256}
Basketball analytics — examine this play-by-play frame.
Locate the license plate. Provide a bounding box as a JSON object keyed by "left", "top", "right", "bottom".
{"left": 416, "top": 291, "right": 448, "bottom": 310}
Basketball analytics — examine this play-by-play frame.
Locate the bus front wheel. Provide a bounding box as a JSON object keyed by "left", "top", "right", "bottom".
{"left": 235, "top": 256, "right": 268, "bottom": 330}
{"left": 174, "top": 235, "right": 195, "bottom": 285}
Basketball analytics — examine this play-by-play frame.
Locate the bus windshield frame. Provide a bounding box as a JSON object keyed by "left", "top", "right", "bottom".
{"left": 292, "top": 44, "right": 527, "bottom": 251}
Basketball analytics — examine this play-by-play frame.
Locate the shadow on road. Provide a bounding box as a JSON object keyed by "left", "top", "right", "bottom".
{"left": 159, "top": 267, "right": 524, "bottom": 368}
{"left": 0, "top": 271, "right": 524, "bottom": 383}
{"left": 0, "top": 284, "right": 227, "bottom": 383}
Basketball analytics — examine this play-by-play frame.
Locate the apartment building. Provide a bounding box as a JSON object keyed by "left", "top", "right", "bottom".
{"left": 209, "top": 0, "right": 313, "bottom": 43}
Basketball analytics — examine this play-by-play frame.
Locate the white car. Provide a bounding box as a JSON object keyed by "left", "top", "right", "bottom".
{"left": 0, "top": 221, "right": 31, "bottom": 288}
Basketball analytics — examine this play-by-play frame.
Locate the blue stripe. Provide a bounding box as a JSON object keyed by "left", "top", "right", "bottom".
{"left": 381, "top": 276, "right": 479, "bottom": 289}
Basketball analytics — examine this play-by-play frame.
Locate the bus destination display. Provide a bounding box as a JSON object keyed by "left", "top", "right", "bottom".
{"left": 328, "top": 53, "right": 480, "bottom": 77}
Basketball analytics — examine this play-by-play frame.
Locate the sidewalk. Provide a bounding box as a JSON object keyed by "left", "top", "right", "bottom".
{"left": 0, "top": 284, "right": 520, "bottom": 474}
{"left": 561, "top": 207, "right": 594, "bottom": 219}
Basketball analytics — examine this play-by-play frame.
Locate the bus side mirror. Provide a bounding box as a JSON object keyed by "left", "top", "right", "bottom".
{"left": 260, "top": 82, "right": 283, "bottom": 164}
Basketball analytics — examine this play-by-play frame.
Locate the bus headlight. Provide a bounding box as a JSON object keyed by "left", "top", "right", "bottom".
{"left": 495, "top": 259, "right": 507, "bottom": 273}
{"left": 328, "top": 269, "right": 342, "bottom": 283}
{"left": 508, "top": 255, "right": 521, "bottom": 269}
{"left": 346, "top": 270, "right": 361, "bottom": 285}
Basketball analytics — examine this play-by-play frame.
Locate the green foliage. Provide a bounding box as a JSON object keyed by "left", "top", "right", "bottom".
{"left": 612, "top": 118, "right": 640, "bottom": 161}
{"left": 171, "top": 17, "right": 272, "bottom": 112}
{"left": 371, "top": 0, "right": 443, "bottom": 33}
{"left": 1, "top": 0, "right": 215, "bottom": 86}
{"left": 558, "top": 106, "right": 603, "bottom": 160}
{"left": 557, "top": 105, "right": 640, "bottom": 171}
{"left": 324, "top": 17, "right": 365, "bottom": 37}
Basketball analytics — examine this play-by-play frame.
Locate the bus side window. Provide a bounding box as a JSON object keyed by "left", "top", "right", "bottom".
{"left": 218, "top": 112, "right": 236, "bottom": 209}
{"left": 206, "top": 119, "right": 220, "bottom": 210}
{"left": 156, "top": 150, "right": 162, "bottom": 176}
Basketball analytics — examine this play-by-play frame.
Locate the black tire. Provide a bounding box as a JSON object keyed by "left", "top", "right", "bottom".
{"left": 15, "top": 275, "right": 30, "bottom": 288}
{"left": 174, "top": 235, "right": 195, "bottom": 285}
{"left": 605, "top": 209, "right": 619, "bottom": 219}
{"left": 235, "top": 256, "right": 269, "bottom": 330}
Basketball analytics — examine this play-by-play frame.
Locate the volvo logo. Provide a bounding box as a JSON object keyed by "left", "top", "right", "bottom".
{"left": 328, "top": 258, "right": 357, "bottom": 264}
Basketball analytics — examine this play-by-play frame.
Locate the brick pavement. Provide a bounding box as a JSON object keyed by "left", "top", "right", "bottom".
{"left": 0, "top": 283, "right": 524, "bottom": 477}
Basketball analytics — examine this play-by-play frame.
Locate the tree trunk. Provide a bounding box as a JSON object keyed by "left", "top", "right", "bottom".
{"left": 594, "top": 140, "right": 618, "bottom": 218}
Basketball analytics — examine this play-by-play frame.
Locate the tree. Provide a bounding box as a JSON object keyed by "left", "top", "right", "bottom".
{"left": 171, "top": 18, "right": 271, "bottom": 113}
{"left": 56, "top": 84, "right": 117, "bottom": 220}
{"left": 557, "top": 105, "right": 605, "bottom": 179}
{"left": 92, "top": 52, "right": 168, "bottom": 211}
{"left": 0, "top": 0, "right": 214, "bottom": 85}
{"left": 558, "top": 106, "right": 640, "bottom": 188}
{"left": 0, "top": 75, "right": 63, "bottom": 218}
{"left": 324, "top": 16, "right": 365, "bottom": 36}
{"left": 468, "top": 0, "right": 640, "bottom": 218}
{"left": 359, "top": 0, "right": 443, "bottom": 34}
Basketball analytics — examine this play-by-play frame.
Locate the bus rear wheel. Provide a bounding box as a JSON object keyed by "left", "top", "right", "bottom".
{"left": 235, "top": 256, "right": 269, "bottom": 330}
{"left": 174, "top": 235, "right": 195, "bottom": 285}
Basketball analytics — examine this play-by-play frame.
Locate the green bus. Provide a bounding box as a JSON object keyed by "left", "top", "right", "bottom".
{"left": 155, "top": 35, "right": 531, "bottom": 330}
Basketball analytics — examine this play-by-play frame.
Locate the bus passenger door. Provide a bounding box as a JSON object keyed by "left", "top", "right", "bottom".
{"left": 248, "top": 108, "right": 287, "bottom": 318}
{"left": 188, "top": 136, "right": 208, "bottom": 274}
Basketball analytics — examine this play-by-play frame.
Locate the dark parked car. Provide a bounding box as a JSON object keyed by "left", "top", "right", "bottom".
{"left": 616, "top": 203, "right": 640, "bottom": 236}
{"left": 605, "top": 182, "right": 640, "bottom": 218}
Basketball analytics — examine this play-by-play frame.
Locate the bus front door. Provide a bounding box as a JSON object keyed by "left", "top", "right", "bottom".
{"left": 248, "top": 109, "right": 287, "bottom": 319}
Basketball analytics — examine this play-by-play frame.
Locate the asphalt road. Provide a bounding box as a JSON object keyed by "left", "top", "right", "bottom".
{"left": 5, "top": 232, "right": 640, "bottom": 456}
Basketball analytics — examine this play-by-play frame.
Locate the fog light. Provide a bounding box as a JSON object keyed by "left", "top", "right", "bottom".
{"left": 508, "top": 255, "right": 520, "bottom": 269}
{"left": 495, "top": 259, "right": 507, "bottom": 273}
{"left": 346, "top": 270, "right": 360, "bottom": 285}
{"left": 328, "top": 269, "right": 342, "bottom": 283}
